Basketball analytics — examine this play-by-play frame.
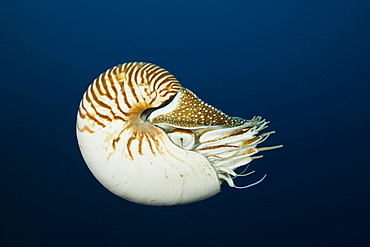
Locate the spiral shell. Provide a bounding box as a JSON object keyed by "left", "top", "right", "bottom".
{"left": 76, "top": 62, "right": 282, "bottom": 206}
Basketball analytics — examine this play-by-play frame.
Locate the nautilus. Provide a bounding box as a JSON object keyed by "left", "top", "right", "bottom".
{"left": 76, "top": 62, "right": 282, "bottom": 206}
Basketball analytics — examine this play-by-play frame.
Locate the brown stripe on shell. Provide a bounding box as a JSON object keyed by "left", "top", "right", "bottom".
{"left": 77, "top": 124, "right": 94, "bottom": 133}
{"left": 90, "top": 82, "right": 112, "bottom": 111}
{"left": 126, "top": 136, "right": 134, "bottom": 160}
{"left": 78, "top": 106, "right": 86, "bottom": 119}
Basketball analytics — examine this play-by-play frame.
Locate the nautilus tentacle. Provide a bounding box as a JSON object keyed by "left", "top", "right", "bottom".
{"left": 76, "top": 62, "right": 282, "bottom": 206}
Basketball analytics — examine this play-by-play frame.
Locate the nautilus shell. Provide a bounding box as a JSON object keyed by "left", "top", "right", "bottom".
{"left": 76, "top": 62, "right": 282, "bottom": 206}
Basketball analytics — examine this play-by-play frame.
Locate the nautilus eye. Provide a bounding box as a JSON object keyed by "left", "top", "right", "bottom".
{"left": 167, "top": 129, "right": 195, "bottom": 150}
{"left": 76, "top": 62, "right": 282, "bottom": 206}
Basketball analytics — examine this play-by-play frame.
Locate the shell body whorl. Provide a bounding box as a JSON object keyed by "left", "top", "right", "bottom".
{"left": 76, "top": 62, "right": 282, "bottom": 206}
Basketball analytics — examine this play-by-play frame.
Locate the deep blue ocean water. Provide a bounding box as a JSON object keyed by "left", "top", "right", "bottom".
{"left": 1, "top": 1, "right": 369, "bottom": 246}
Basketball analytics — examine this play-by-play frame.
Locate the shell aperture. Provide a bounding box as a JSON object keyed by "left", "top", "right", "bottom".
{"left": 76, "top": 62, "right": 282, "bottom": 206}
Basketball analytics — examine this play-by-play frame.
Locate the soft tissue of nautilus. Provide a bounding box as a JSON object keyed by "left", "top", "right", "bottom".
{"left": 76, "top": 62, "right": 282, "bottom": 206}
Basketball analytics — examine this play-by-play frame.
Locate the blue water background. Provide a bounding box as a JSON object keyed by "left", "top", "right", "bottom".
{"left": 1, "top": 1, "right": 369, "bottom": 246}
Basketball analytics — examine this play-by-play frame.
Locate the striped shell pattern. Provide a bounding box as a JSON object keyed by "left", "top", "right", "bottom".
{"left": 76, "top": 62, "right": 282, "bottom": 206}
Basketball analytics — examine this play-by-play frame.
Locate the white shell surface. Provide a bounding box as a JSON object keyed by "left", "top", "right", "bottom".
{"left": 76, "top": 62, "right": 281, "bottom": 206}
{"left": 77, "top": 124, "right": 220, "bottom": 206}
